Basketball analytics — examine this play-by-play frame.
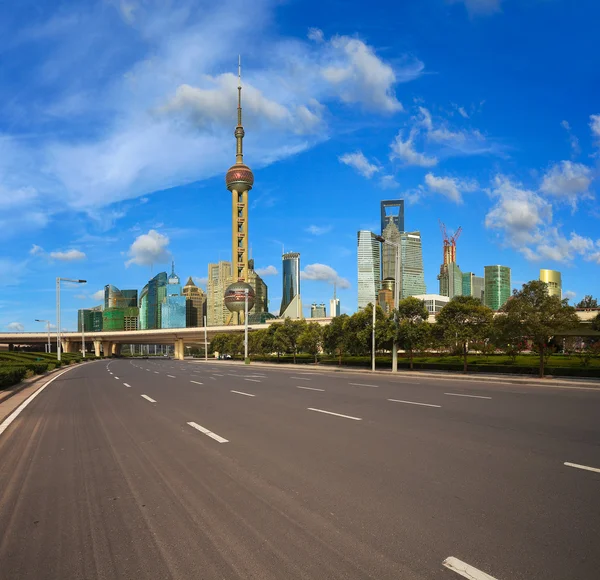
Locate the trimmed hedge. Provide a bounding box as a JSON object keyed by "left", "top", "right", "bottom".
{"left": 0, "top": 367, "right": 28, "bottom": 388}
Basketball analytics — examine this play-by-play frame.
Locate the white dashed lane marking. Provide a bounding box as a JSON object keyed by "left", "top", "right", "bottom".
{"left": 307, "top": 408, "right": 361, "bottom": 421}
{"left": 141, "top": 394, "right": 156, "bottom": 403}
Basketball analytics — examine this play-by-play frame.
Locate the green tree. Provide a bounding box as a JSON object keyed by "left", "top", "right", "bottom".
{"left": 435, "top": 295, "right": 494, "bottom": 372}
{"left": 248, "top": 329, "right": 270, "bottom": 357}
{"left": 499, "top": 280, "right": 580, "bottom": 377}
{"left": 209, "top": 333, "right": 228, "bottom": 356}
{"left": 592, "top": 312, "right": 600, "bottom": 332}
{"left": 323, "top": 314, "right": 350, "bottom": 364}
{"left": 226, "top": 334, "right": 244, "bottom": 357}
{"left": 278, "top": 318, "right": 307, "bottom": 363}
{"left": 491, "top": 314, "right": 526, "bottom": 363}
{"left": 343, "top": 304, "right": 387, "bottom": 357}
{"left": 388, "top": 297, "right": 430, "bottom": 370}
{"left": 298, "top": 322, "right": 324, "bottom": 363}
{"left": 576, "top": 295, "right": 598, "bottom": 309}
{"left": 271, "top": 324, "right": 290, "bottom": 360}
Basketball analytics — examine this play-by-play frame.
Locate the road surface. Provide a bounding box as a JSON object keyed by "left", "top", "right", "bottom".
{"left": 0, "top": 359, "right": 598, "bottom": 579}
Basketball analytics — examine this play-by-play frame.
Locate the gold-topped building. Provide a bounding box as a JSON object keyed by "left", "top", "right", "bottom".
{"left": 539, "top": 269, "right": 562, "bottom": 299}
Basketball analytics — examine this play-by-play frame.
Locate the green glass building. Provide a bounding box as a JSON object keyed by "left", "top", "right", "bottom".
{"left": 462, "top": 272, "right": 484, "bottom": 303}
{"left": 484, "top": 265, "right": 511, "bottom": 311}
{"left": 77, "top": 307, "right": 103, "bottom": 332}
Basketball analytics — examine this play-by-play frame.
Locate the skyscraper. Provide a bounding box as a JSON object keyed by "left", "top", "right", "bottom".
{"left": 224, "top": 57, "right": 255, "bottom": 325}
{"left": 102, "top": 284, "right": 139, "bottom": 331}
{"left": 539, "top": 269, "right": 562, "bottom": 299}
{"left": 280, "top": 252, "right": 302, "bottom": 318}
{"left": 380, "top": 200, "right": 405, "bottom": 235}
{"left": 330, "top": 284, "right": 340, "bottom": 318}
{"left": 399, "top": 231, "right": 426, "bottom": 299}
{"left": 357, "top": 230, "right": 381, "bottom": 310}
{"left": 437, "top": 223, "right": 463, "bottom": 299}
{"left": 78, "top": 306, "right": 103, "bottom": 332}
{"left": 139, "top": 272, "right": 168, "bottom": 329}
{"left": 247, "top": 260, "right": 270, "bottom": 323}
{"left": 462, "top": 272, "right": 484, "bottom": 302}
{"left": 183, "top": 277, "right": 206, "bottom": 327}
{"left": 484, "top": 265, "right": 511, "bottom": 311}
{"left": 207, "top": 261, "right": 232, "bottom": 326}
{"left": 161, "top": 262, "right": 186, "bottom": 328}
{"left": 310, "top": 303, "right": 326, "bottom": 318}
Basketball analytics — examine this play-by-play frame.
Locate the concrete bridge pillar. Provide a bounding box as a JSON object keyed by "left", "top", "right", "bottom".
{"left": 62, "top": 340, "right": 78, "bottom": 353}
{"left": 113, "top": 344, "right": 121, "bottom": 356}
{"left": 174, "top": 339, "right": 184, "bottom": 360}
{"left": 102, "top": 341, "right": 113, "bottom": 357}
{"left": 93, "top": 340, "right": 102, "bottom": 357}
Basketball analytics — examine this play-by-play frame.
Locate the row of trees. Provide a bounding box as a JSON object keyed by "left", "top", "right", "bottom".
{"left": 210, "top": 281, "right": 599, "bottom": 378}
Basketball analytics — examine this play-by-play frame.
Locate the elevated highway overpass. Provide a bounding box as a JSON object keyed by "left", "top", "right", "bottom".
{"left": 0, "top": 311, "right": 597, "bottom": 360}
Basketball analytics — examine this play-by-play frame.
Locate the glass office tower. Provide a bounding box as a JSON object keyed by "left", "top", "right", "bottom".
{"left": 539, "top": 269, "right": 562, "bottom": 299}
{"left": 357, "top": 230, "right": 381, "bottom": 310}
{"left": 484, "top": 265, "right": 511, "bottom": 310}
{"left": 280, "top": 252, "right": 301, "bottom": 316}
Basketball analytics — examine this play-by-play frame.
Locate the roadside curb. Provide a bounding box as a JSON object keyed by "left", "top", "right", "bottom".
{"left": 188, "top": 358, "right": 600, "bottom": 389}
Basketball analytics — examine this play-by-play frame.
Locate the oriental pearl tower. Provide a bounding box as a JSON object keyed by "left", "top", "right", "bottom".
{"left": 224, "top": 57, "right": 256, "bottom": 325}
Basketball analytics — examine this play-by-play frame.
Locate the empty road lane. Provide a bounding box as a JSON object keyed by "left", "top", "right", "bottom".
{"left": 0, "top": 358, "right": 598, "bottom": 579}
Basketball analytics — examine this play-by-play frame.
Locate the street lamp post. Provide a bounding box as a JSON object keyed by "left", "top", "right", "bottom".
{"left": 244, "top": 288, "right": 249, "bottom": 364}
{"left": 56, "top": 277, "right": 86, "bottom": 362}
{"left": 376, "top": 235, "right": 401, "bottom": 373}
{"left": 35, "top": 319, "right": 51, "bottom": 353}
{"left": 371, "top": 301, "right": 376, "bottom": 372}
{"left": 80, "top": 310, "right": 86, "bottom": 358}
{"left": 204, "top": 315, "right": 208, "bottom": 362}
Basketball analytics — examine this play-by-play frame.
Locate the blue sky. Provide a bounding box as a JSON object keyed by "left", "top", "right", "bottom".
{"left": 1, "top": 0, "right": 599, "bottom": 331}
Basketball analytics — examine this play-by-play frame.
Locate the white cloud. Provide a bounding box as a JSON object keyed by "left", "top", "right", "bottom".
{"left": 485, "top": 175, "right": 552, "bottom": 247}
{"left": 125, "top": 229, "right": 171, "bottom": 267}
{"left": 424, "top": 173, "right": 477, "bottom": 204}
{"left": 485, "top": 175, "right": 599, "bottom": 263}
{"left": 29, "top": 244, "right": 45, "bottom": 256}
{"left": 307, "top": 27, "right": 324, "bottom": 43}
{"left": 255, "top": 265, "right": 278, "bottom": 276}
{"left": 539, "top": 161, "right": 593, "bottom": 208}
{"left": 321, "top": 35, "right": 421, "bottom": 113}
{"left": 7, "top": 322, "right": 24, "bottom": 331}
{"left": 49, "top": 249, "right": 87, "bottom": 261}
{"left": 338, "top": 151, "right": 380, "bottom": 178}
{"left": 590, "top": 115, "right": 600, "bottom": 141}
{"left": 306, "top": 225, "right": 333, "bottom": 236}
{"left": 390, "top": 130, "right": 438, "bottom": 167}
{"left": 561, "top": 120, "right": 580, "bottom": 156}
{"left": 301, "top": 263, "right": 351, "bottom": 289}
{"left": 193, "top": 276, "right": 208, "bottom": 286}
{"left": 450, "top": 0, "right": 503, "bottom": 16}
{"left": 563, "top": 290, "right": 576, "bottom": 301}
{"left": 380, "top": 175, "right": 401, "bottom": 189}
{"left": 458, "top": 107, "right": 469, "bottom": 119}
{"left": 91, "top": 289, "right": 105, "bottom": 301}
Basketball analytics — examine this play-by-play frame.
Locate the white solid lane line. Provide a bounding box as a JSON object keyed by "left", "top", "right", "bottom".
{"left": 231, "top": 390, "right": 256, "bottom": 397}
{"left": 388, "top": 399, "right": 441, "bottom": 408}
{"left": 245, "top": 378, "right": 261, "bottom": 382}
{"left": 564, "top": 462, "right": 600, "bottom": 474}
{"left": 190, "top": 380, "right": 203, "bottom": 385}
{"left": 307, "top": 408, "right": 362, "bottom": 421}
{"left": 187, "top": 421, "right": 228, "bottom": 443}
{"left": 167, "top": 375, "right": 176, "bottom": 378}
{"left": 123, "top": 383, "right": 132, "bottom": 388}
{"left": 290, "top": 377, "right": 311, "bottom": 381}
{"left": 141, "top": 394, "right": 157, "bottom": 403}
{"left": 445, "top": 392, "right": 491, "bottom": 400}
{"left": 0, "top": 367, "right": 78, "bottom": 437}
{"left": 349, "top": 382, "right": 378, "bottom": 388}
{"left": 297, "top": 386, "right": 325, "bottom": 392}
{"left": 442, "top": 557, "right": 497, "bottom": 580}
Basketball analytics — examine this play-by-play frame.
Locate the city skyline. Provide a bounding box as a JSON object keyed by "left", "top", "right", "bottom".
{"left": 2, "top": 0, "right": 599, "bottom": 331}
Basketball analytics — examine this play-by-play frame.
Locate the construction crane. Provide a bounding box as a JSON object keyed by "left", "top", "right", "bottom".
{"left": 439, "top": 220, "right": 462, "bottom": 265}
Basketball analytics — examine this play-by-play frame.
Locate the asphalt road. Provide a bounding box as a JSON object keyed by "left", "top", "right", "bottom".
{"left": 0, "top": 359, "right": 599, "bottom": 580}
